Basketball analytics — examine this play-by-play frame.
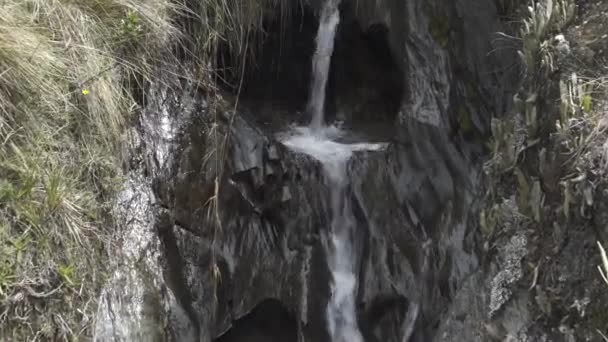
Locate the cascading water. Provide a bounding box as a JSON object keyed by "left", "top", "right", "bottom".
{"left": 280, "top": 1, "right": 385, "bottom": 340}
{"left": 282, "top": 131, "right": 384, "bottom": 342}
{"left": 308, "top": 0, "right": 341, "bottom": 130}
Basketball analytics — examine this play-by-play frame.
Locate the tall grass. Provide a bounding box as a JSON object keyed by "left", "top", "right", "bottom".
{"left": 0, "top": 0, "right": 177, "bottom": 339}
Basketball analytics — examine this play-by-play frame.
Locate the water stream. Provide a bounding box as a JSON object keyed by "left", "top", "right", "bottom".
{"left": 282, "top": 127, "right": 383, "bottom": 342}
{"left": 280, "top": 1, "right": 386, "bottom": 340}
{"left": 308, "top": 0, "right": 341, "bottom": 130}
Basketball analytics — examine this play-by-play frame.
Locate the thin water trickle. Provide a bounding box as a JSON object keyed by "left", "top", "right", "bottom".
{"left": 308, "top": 0, "right": 341, "bottom": 131}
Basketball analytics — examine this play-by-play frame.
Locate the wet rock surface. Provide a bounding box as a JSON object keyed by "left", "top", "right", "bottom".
{"left": 150, "top": 104, "right": 482, "bottom": 342}
{"left": 94, "top": 76, "right": 200, "bottom": 342}
{"left": 95, "top": 0, "right": 608, "bottom": 341}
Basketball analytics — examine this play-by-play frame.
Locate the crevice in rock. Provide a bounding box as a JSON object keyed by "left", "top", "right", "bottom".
{"left": 173, "top": 220, "right": 202, "bottom": 238}
{"left": 157, "top": 213, "right": 201, "bottom": 338}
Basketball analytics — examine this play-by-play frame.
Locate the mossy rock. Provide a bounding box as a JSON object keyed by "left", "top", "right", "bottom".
{"left": 457, "top": 105, "right": 474, "bottom": 135}
{"left": 428, "top": 14, "right": 450, "bottom": 48}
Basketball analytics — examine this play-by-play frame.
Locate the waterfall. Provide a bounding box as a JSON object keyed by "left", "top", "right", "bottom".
{"left": 281, "top": 131, "right": 383, "bottom": 342}
{"left": 308, "top": 0, "right": 341, "bottom": 131}
{"left": 279, "top": 1, "right": 391, "bottom": 340}
{"left": 320, "top": 146, "right": 364, "bottom": 342}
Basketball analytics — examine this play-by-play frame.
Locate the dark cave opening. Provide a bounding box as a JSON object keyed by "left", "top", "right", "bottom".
{"left": 326, "top": 18, "right": 404, "bottom": 132}
{"left": 216, "top": 4, "right": 404, "bottom": 132}
{"left": 214, "top": 299, "right": 298, "bottom": 342}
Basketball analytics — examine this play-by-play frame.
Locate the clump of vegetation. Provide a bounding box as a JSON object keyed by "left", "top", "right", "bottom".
{"left": 486, "top": 0, "right": 608, "bottom": 337}
{"left": 519, "top": 0, "right": 575, "bottom": 74}
{"left": 0, "top": 0, "right": 176, "bottom": 339}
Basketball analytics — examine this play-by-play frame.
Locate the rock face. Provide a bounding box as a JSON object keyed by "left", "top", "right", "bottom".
{"left": 146, "top": 0, "right": 516, "bottom": 340}
{"left": 94, "top": 76, "right": 200, "bottom": 342}
{"left": 94, "top": 0, "right": 607, "bottom": 341}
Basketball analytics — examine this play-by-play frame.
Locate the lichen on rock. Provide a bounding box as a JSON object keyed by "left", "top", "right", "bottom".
{"left": 489, "top": 233, "right": 528, "bottom": 318}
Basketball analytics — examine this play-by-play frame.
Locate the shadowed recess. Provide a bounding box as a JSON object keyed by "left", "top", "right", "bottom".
{"left": 214, "top": 299, "right": 298, "bottom": 342}
{"left": 216, "top": 3, "right": 318, "bottom": 113}
{"left": 327, "top": 19, "right": 404, "bottom": 129}
{"left": 216, "top": 3, "right": 404, "bottom": 133}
